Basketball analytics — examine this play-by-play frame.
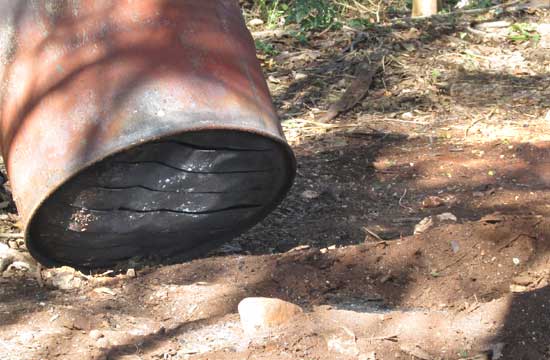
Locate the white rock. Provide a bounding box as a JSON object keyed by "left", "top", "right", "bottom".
{"left": 238, "top": 297, "right": 303, "bottom": 334}
{"left": 326, "top": 326, "right": 359, "bottom": 356}
{"left": 0, "top": 243, "right": 37, "bottom": 273}
{"left": 414, "top": 217, "right": 433, "bottom": 235}
{"left": 436, "top": 212, "right": 457, "bottom": 222}
{"left": 45, "top": 266, "right": 85, "bottom": 290}
{"left": 293, "top": 72, "right": 308, "bottom": 81}
{"left": 301, "top": 190, "right": 320, "bottom": 200}
{"left": 89, "top": 329, "right": 104, "bottom": 340}
{"left": 248, "top": 18, "right": 264, "bottom": 27}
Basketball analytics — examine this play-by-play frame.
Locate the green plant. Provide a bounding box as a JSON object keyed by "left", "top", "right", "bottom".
{"left": 257, "top": 0, "right": 288, "bottom": 29}
{"left": 347, "top": 17, "right": 374, "bottom": 30}
{"left": 285, "top": 0, "right": 340, "bottom": 32}
{"left": 508, "top": 23, "right": 541, "bottom": 43}
{"left": 255, "top": 40, "right": 279, "bottom": 56}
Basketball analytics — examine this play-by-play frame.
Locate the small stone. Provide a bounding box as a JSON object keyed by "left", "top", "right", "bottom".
{"left": 510, "top": 284, "right": 528, "bottom": 293}
{"left": 50, "top": 268, "right": 81, "bottom": 290}
{"left": 301, "top": 190, "right": 320, "bottom": 200}
{"left": 268, "top": 75, "right": 281, "bottom": 84}
{"left": 6, "top": 261, "right": 31, "bottom": 272}
{"left": 126, "top": 268, "right": 136, "bottom": 278}
{"left": 421, "top": 196, "right": 444, "bottom": 208}
{"left": 89, "top": 330, "right": 104, "bottom": 340}
{"left": 414, "top": 217, "right": 434, "bottom": 235}
{"left": 94, "top": 287, "right": 116, "bottom": 296}
{"left": 401, "top": 111, "right": 414, "bottom": 119}
{"left": 436, "top": 212, "right": 457, "bottom": 222}
{"left": 0, "top": 243, "right": 37, "bottom": 273}
{"left": 451, "top": 240, "right": 460, "bottom": 253}
{"left": 293, "top": 72, "right": 307, "bottom": 81}
{"left": 473, "top": 191, "right": 485, "bottom": 198}
{"left": 248, "top": 18, "right": 264, "bottom": 27}
{"left": 96, "top": 337, "right": 110, "bottom": 348}
{"left": 512, "top": 257, "right": 520, "bottom": 266}
{"left": 238, "top": 297, "right": 303, "bottom": 334}
{"left": 326, "top": 326, "right": 359, "bottom": 356}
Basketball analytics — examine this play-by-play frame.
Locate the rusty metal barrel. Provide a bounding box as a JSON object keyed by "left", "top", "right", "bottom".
{"left": 0, "top": 0, "right": 295, "bottom": 267}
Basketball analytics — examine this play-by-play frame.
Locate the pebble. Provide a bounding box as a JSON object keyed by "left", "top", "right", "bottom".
{"left": 248, "top": 18, "right": 264, "bottom": 27}
{"left": 293, "top": 72, "right": 308, "bottom": 80}
{"left": 414, "top": 217, "right": 434, "bottom": 235}
{"left": 301, "top": 190, "right": 320, "bottom": 200}
{"left": 421, "top": 196, "right": 444, "bottom": 208}
{"left": 95, "top": 337, "right": 110, "bottom": 348}
{"left": 238, "top": 297, "right": 303, "bottom": 334}
{"left": 89, "top": 330, "right": 104, "bottom": 340}
{"left": 126, "top": 268, "right": 136, "bottom": 278}
{"left": 436, "top": 212, "right": 457, "bottom": 222}
{"left": 0, "top": 243, "right": 37, "bottom": 274}
{"left": 510, "top": 284, "right": 528, "bottom": 293}
{"left": 47, "top": 267, "right": 83, "bottom": 290}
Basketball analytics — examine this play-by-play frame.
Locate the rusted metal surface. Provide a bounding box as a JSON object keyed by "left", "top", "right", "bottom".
{"left": 0, "top": 0, "right": 295, "bottom": 266}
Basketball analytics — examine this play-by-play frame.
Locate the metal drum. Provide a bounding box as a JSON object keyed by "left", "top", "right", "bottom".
{"left": 0, "top": 0, "right": 295, "bottom": 267}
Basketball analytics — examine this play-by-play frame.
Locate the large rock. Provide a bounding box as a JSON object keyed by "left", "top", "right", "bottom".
{"left": 238, "top": 297, "right": 303, "bottom": 334}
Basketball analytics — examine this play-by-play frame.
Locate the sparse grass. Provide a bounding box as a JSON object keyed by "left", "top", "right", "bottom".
{"left": 247, "top": 0, "right": 411, "bottom": 34}
{"left": 255, "top": 39, "right": 279, "bottom": 56}
{"left": 508, "top": 23, "right": 541, "bottom": 44}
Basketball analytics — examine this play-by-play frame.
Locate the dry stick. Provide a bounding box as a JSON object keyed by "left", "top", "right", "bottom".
{"left": 251, "top": 29, "right": 291, "bottom": 40}
{"left": 0, "top": 233, "right": 24, "bottom": 239}
{"left": 438, "top": 253, "right": 468, "bottom": 273}
{"left": 399, "top": 189, "right": 414, "bottom": 212}
{"left": 497, "top": 233, "right": 536, "bottom": 252}
{"left": 363, "top": 226, "right": 384, "bottom": 241}
{"left": 318, "top": 54, "right": 385, "bottom": 122}
{"left": 367, "top": 333, "right": 400, "bottom": 342}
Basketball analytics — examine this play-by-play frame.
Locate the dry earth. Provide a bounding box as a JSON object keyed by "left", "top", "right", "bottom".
{"left": 1, "top": 7, "right": 550, "bottom": 360}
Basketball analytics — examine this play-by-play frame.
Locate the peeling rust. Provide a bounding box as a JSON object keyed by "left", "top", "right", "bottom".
{"left": 0, "top": 0, "right": 295, "bottom": 266}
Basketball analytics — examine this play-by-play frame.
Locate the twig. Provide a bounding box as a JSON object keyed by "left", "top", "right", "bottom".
{"left": 399, "top": 189, "right": 414, "bottom": 212}
{"left": 0, "top": 233, "right": 23, "bottom": 239}
{"left": 465, "top": 26, "right": 502, "bottom": 40}
{"left": 497, "top": 233, "right": 535, "bottom": 252}
{"left": 367, "top": 333, "right": 399, "bottom": 342}
{"left": 318, "top": 53, "right": 385, "bottom": 122}
{"left": 438, "top": 253, "right": 468, "bottom": 273}
{"left": 374, "top": 118, "right": 430, "bottom": 125}
{"left": 251, "top": 29, "right": 291, "bottom": 40}
{"left": 363, "top": 226, "right": 384, "bottom": 241}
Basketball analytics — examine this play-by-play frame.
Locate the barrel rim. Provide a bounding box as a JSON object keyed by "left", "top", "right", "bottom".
{"left": 25, "top": 125, "right": 296, "bottom": 268}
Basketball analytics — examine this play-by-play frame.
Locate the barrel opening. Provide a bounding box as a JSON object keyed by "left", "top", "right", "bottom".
{"left": 26, "top": 130, "right": 294, "bottom": 267}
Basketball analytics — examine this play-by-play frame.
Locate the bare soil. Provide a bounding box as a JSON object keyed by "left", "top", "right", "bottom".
{"left": 2, "top": 8, "right": 550, "bottom": 360}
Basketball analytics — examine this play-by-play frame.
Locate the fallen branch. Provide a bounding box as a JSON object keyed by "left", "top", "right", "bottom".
{"left": 363, "top": 226, "right": 384, "bottom": 241}
{"left": 0, "top": 233, "right": 24, "bottom": 239}
{"left": 367, "top": 333, "right": 399, "bottom": 342}
{"left": 318, "top": 53, "right": 385, "bottom": 122}
{"left": 251, "top": 29, "right": 292, "bottom": 40}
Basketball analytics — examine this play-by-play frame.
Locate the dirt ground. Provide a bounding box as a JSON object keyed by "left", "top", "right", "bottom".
{"left": 2, "top": 7, "right": 550, "bottom": 360}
